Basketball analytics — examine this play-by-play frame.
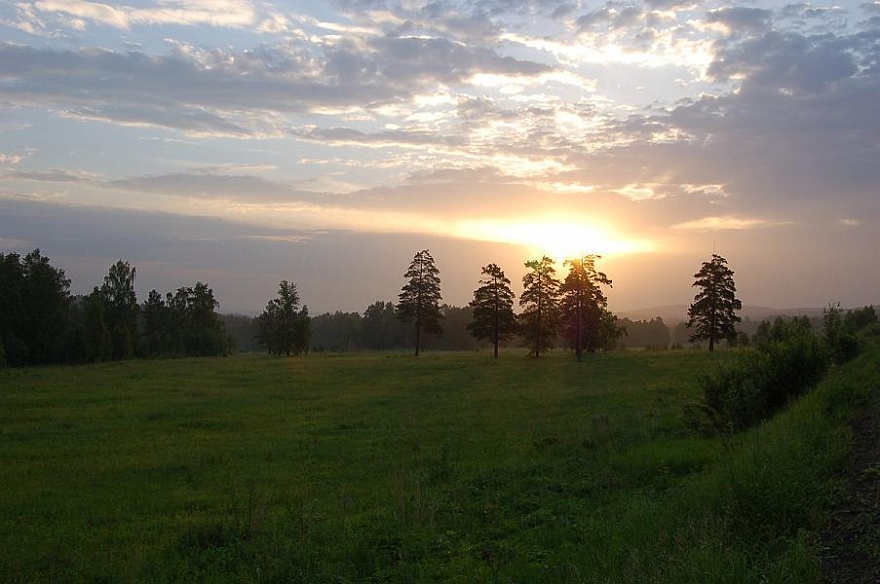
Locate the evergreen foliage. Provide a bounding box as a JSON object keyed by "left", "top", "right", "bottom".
{"left": 686, "top": 254, "right": 742, "bottom": 351}
{"left": 257, "top": 280, "right": 311, "bottom": 356}
{"left": 100, "top": 260, "right": 139, "bottom": 360}
{"left": 0, "top": 249, "right": 71, "bottom": 366}
{"left": 397, "top": 250, "right": 443, "bottom": 356}
{"left": 467, "top": 263, "right": 517, "bottom": 357}
{"left": 617, "top": 317, "right": 671, "bottom": 349}
{"left": 362, "top": 301, "right": 411, "bottom": 350}
{"left": 310, "top": 311, "right": 363, "bottom": 352}
{"left": 822, "top": 303, "right": 862, "bottom": 364}
{"left": 519, "top": 256, "right": 561, "bottom": 357}
{"left": 559, "top": 255, "right": 617, "bottom": 360}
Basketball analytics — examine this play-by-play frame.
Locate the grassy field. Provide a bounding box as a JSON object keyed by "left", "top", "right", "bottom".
{"left": 0, "top": 347, "right": 874, "bottom": 582}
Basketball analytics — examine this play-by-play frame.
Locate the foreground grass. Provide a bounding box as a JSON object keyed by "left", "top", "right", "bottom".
{"left": 0, "top": 347, "right": 875, "bottom": 581}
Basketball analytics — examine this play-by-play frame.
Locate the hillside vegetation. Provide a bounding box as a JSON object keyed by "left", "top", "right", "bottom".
{"left": 1, "top": 346, "right": 876, "bottom": 581}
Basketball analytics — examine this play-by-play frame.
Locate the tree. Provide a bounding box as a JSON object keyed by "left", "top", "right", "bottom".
{"left": 617, "top": 317, "right": 671, "bottom": 349}
{"left": 100, "top": 260, "right": 138, "bottom": 360}
{"left": 0, "top": 253, "right": 25, "bottom": 363}
{"left": 257, "top": 280, "right": 311, "bottom": 356}
{"left": 435, "top": 305, "right": 479, "bottom": 351}
{"left": 83, "top": 287, "right": 112, "bottom": 362}
{"left": 397, "top": 250, "right": 443, "bottom": 356}
{"left": 467, "top": 263, "right": 517, "bottom": 357}
{"left": 181, "top": 282, "right": 228, "bottom": 356}
{"left": 362, "top": 301, "right": 410, "bottom": 350}
{"left": 686, "top": 254, "right": 742, "bottom": 351}
{"left": 0, "top": 250, "right": 71, "bottom": 365}
{"left": 519, "top": 256, "right": 561, "bottom": 357}
{"left": 310, "top": 311, "right": 362, "bottom": 352}
{"left": 142, "top": 289, "right": 169, "bottom": 357}
{"left": 560, "top": 254, "right": 614, "bottom": 360}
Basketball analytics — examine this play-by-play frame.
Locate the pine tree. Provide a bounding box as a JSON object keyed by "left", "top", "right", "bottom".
{"left": 519, "top": 256, "right": 561, "bottom": 357}
{"left": 467, "top": 263, "right": 517, "bottom": 357}
{"left": 686, "top": 254, "right": 742, "bottom": 351}
{"left": 560, "top": 254, "right": 615, "bottom": 360}
{"left": 397, "top": 250, "right": 443, "bottom": 356}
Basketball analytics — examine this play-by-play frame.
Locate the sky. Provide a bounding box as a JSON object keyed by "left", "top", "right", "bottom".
{"left": 1, "top": 0, "right": 878, "bottom": 316}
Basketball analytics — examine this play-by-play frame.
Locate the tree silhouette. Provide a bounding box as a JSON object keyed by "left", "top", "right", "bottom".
{"left": 519, "top": 256, "right": 561, "bottom": 357}
{"left": 397, "top": 250, "right": 443, "bottom": 356}
{"left": 0, "top": 250, "right": 71, "bottom": 365}
{"left": 100, "top": 260, "right": 138, "bottom": 360}
{"left": 467, "top": 263, "right": 517, "bottom": 357}
{"left": 362, "top": 301, "right": 410, "bottom": 350}
{"left": 560, "top": 254, "right": 614, "bottom": 361}
{"left": 686, "top": 254, "right": 742, "bottom": 351}
{"left": 257, "top": 280, "right": 310, "bottom": 356}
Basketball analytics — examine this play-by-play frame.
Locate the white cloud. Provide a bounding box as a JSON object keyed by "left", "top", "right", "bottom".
{"left": 671, "top": 216, "right": 785, "bottom": 231}
{"left": 30, "top": 0, "right": 257, "bottom": 30}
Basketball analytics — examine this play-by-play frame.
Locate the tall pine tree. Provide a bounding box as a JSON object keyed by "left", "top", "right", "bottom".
{"left": 519, "top": 256, "right": 561, "bottom": 357}
{"left": 560, "top": 254, "right": 615, "bottom": 360}
{"left": 467, "top": 263, "right": 517, "bottom": 357}
{"left": 686, "top": 254, "right": 742, "bottom": 351}
{"left": 397, "top": 250, "right": 443, "bottom": 356}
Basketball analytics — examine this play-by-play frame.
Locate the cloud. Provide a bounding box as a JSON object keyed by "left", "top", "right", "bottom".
{"left": 707, "top": 31, "right": 859, "bottom": 94}
{"left": 24, "top": 0, "right": 258, "bottom": 30}
{"left": 5, "top": 168, "right": 97, "bottom": 183}
{"left": 705, "top": 7, "right": 772, "bottom": 34}
{"left": 0, "top": 154, "right": 25, "bottom": 164}
{"left": 107, "top": 173, "right": 315, "bottom": 202}
{"left": 0, "top": 32, "right": 548, "bottom": 137}
{"left": 671, "top": 216, "right": 786, "bottom": 231}
{"left": 2, "top": 1, "right": 879, "bottom": 312}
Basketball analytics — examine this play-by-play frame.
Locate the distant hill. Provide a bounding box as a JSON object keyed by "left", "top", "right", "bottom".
{"left": 618, "top": 305, "right": 830, "bottom": 326}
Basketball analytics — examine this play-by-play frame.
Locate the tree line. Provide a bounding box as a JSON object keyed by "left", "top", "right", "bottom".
{"left": 8, "top": 246, "right": 862, "bottom": 367}
{"left": 300, "top": 250, "right": 739, "bottom": 359}
{"left": 0, "top": 250, "right": 230, "bottom": 366}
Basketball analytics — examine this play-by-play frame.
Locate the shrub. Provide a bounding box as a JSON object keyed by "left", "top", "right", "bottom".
{"left": 696, "top": 326, "right": 829, "bottom": 432}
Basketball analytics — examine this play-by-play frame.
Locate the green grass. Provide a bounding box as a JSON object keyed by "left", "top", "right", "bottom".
{"left": 0, "top": 346, "right": 874, "bottom": 582}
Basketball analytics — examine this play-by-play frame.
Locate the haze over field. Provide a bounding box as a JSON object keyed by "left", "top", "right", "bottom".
{"left": 1, "top": 1, "right": 878, "bottom": 314}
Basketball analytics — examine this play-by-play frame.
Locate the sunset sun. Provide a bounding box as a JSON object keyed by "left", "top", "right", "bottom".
{"left": 456, "top": 217, "right": 654, "bottom": 261}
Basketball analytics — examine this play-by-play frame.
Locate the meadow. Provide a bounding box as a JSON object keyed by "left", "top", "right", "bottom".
{"left": 1, "top": 347, "right": 875, "bottom": 582}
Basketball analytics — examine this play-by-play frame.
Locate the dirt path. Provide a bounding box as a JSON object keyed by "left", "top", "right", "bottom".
{"left": 820, "top": 382, "right": 880, "bottom": 582}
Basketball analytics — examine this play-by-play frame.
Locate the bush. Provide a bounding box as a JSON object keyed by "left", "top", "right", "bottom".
{"left": 697, "top": 327, "right": 829, "bottom": 432}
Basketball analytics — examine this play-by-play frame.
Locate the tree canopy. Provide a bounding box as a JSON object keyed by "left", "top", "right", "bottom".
{"left": 519, "top": 256, "right": 561, "bottom": 357}
{"left": 686, "top": 254, "right": 742, "bottom": 351}
{"left": 397, "top": 250, "right": 443, "bottom": 356}
{"left": 101, "top": 260, "right": 139, "bottom": 360}
{"left": 467, "top": 263, "right": 517, "bottom": 357}
{"left": 257, "top": 280, "right": 311, "bottom": 357}
{"left": 0, "top": 250, "right": 71, "bottom": 366}
{"left": 560, "top": 255, "right": 617, "bottom": 360}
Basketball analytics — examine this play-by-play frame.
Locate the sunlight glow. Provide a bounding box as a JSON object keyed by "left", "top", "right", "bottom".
{"left": 455, "top": 218, "right": 654, "bottom": 260}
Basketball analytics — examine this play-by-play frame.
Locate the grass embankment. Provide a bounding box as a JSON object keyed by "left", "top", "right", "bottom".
{"left": 0, "top": 346, "right": 876, "bottom": 581}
